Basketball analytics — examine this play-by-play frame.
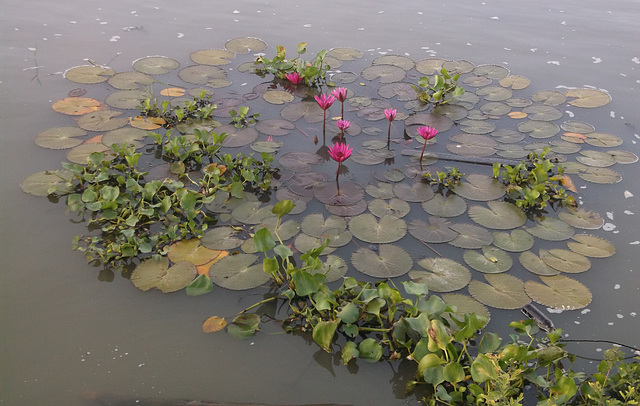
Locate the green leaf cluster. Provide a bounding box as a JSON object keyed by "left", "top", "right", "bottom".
{"left": 229, "top": 105, "right": 260, "bottom": 129}
{"left": 138, "top": 90, "right": 217, "bottom": 128}
{"left": 254, "top": 42, "right": 330, "bottom": 87}
{"left": 412, "top": 68, "right": 465, "bottom": 107}
{"left": 423, "top": 166, "right": 464, "bottom": 190}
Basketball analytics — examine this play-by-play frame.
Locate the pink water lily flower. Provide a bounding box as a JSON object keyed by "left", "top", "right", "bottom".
{"left": 284, "top": 72, "right": 303, "bottom": 84}
{"left": 331, "top": 87, "right": 348, "bottom": 102}
{"left": 328, "top": 142, "right": 353, "bottom": 181}
{"left": 385, "top": 108, "right": 397, "bottom": 144}
{"left": 337, "top": 119, "right": 351, "bottom": 131}
{"left": 314, "top": 93, "right": 336, "bottom": 110}
{"left": 417, "top": 126, "right": 437, "bottom": 169}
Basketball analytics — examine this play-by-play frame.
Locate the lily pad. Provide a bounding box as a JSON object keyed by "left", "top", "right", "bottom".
{"left": 491, "top": 129, "right": 525, "bottom": 144}
{"left": 561, "top": 121, "right": 595, "bottom": 134}
{"left": 446, "top": 133, "right": 497, "bottom": 156}
{"left": 525, "top": 217, "right": 574, "bottom": 241}
{"left": 309, "top": 255, "right": 349, "bottom": 282}
{"left": 531, "top": 90, "right": 566, "bottom": 106}
{"left": 288, "top": 172, "right": 330, "bottom": 197}
{"left": 280, "top": 101, "right": 325, "bottom": 123}
{"left": 517, "top": 120, "right": 560, "bottom": 139}
{"left": 524, "top": 275, "right": 592, "bottom": 310}
{"left": 519, "top": 251, "right": 559, "bottom": 276}
{"left": 132, "top": 56, "right": 180, "bottom": 74}
{"left": 522, "top": 105, "right": 563, "bottom": 121}
{"left": 378, "top": 82, "right": 416, "bottom": 101}
{"left": 480, "top": 102, "right": 511, "bottom": 116}
{"left": 51, "top": 97, "right": 101, "bottom": 116}
{"left": 576, "top": 150, "right": 617, "bottom": 167}
{"left": 373, "top": 55, "right": 415, "bottom": 71}
{"left": 231, "top": 202, "right": 275, "bottom": 225}
{"left": 405, "top": 112, "right": 454, "bottom": 133}
{"left": 458, "top": 120, "right": 496, "bottom": 135}
{"left": 496, "top": 144, "right": 528, "bottom": 159}
{"left": 393, "top": 181, "right": 435, "bottom": 202}
{"left": 442, "top": 59, "right": 475, "bottom": 74}
{"left": 279, "top": 151, "right": 324, "bottom": 172}
{"left": 441, "top": 293, "right": 490, "bottom": 325}
{"left": 475, "top": 86, "right": 512, "bottom": 102}
{"left": 257, "top": 217, "right": 301, "bottom": 242}
{"left": 473, "top": 64, "right": 509, "bottom": 79}
{"left": 294, "top": 234, "right": 335, "bottom": 256}
{"left": 540, "top": 249, "right": 591, "bottom": 273}
{"left": 368, "top": 198, "right": 411, "bottom": 218}
{"left": 77, "top": 110, "right": 129, "bottom": 132}
{"left": 255, "top": 119, "right": 295, "bottom": 136}
{"left": 102, "top": 127, "right": 147, "bottom": 148}
{"left": 468, "top": 274, "right": 530, "bottom": 310}
{"left": 499, "top": 75, "right": 530, "bottom": 90}
{"left": 64, "top": 65, "right": 115, "bottom": 84}
{"left": 365, "top": 182, "right": 396, "bottom": 199}
{"left": 492, "top": 230, "right": 534, "bottom": 252}
{"left": 448, "top": 223, "right": 493, "bottom": 249}
{"left": 208, "top": 254, "right": 270, "bottom": 290}
{"left": 609, "top": 150, "right": 638, "bottom": 164}
{"left": 328, "top": 47, "right": 363, "bottom": 61}
{"left": 190, "top": 49, "right": 235, "bottom": 65}
{"left": 557, "top": 208, "right": 603, "bottom": 230}
{"left": 464, "top": 76, "right": 492, "bottom": 87}
{"left": 331, "top": 72, "right": 358, "bottom": 84}
{"left": 34, "top": 127, "right": 87, "bottom": 149}
{"left": 314, "top": 181, "right": 365, "bottom": 206}
{"left": 421, "top": 193, "right": 467, "bottom": 218}
{"left": 468, "top": 201, "right": 526, "bottom": 230}
{"left": 251, "top": 140, "right": 283, "bottom": 154}
{"left": 104, "top": 90, "right": 148, "bottom": 110}
{"left": 263, "top": 90, "right": 295, "bottom": 105}
{"left": 408, "top": 217, "right": 458, "bottom": 243}
{"left": 300, "top": 213, "right": 347, "bottom": 238}
{"left": 201, "top": 226, "right": 244, "bottom": 250}
{"left": 325, "top": 200, "right": 368, "bottom": 217}
{"left": 225, "top": 37, "right": 267, "bottom": 54}
{"left": 415, "top": 59, "right": 446, "bottom": 75}
{"left": 454, "top": 174, "right": 506, "bottom": 201}
{"left": 131, "top": 257, "right": 197, "bottom": 293}
{"left": 66, "top": 143, "right": 113, "bottom": 164}
{"left": 178, "top": 65, "right": 227, "bottom": 86}
{"left": 107, "top": 71, "right": 154, "bottom": 90}
{"left": 351, "top": 244, "right": 412, "bottom": 278}
{"left": 565, "top": 88, "right": 611, "bottom": 108}
{"left": 20, "top": 169, "right": 73, "bottom": 196}
{"left": 374, "top": 168, "right": 405, "bottom": 183}
{"left": 349, "top": 214, "right": 407, "bottom": 244}
{"left": 432, "top": 104, "right": 469, "bottom": 121}
{"left": 218, "top": 125, "right": 259, "bottom": 148}
{"left": 567, "top": 234, "right": 615, "bottom": 258}
{"left": 577, "top": 167, "right": 622, "bottom": 184}
{"left": 549, "top": 140, "right": 582, "bottom": 154}
{"left": 168, "top": 238, "right": 223, "bottom": 266}
{"left": 361, "top": 65, "right": 406, "bottom": 83}
{"left": 584, "top": 133, "right": 623, "bottom": 148}
{"left": 463, "top": 246, "right": 513, "bottom": 274}
{"left": 410, "top": 257, "right": 472, "bottom": 292}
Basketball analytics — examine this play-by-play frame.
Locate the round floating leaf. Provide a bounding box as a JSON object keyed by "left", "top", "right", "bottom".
{"left": 410, "top": 258, "right": 472, "bottom": 293}
{"left": 328, "top": 47, "right": 363, "bottom": 61}
{"left": 441, "top": 293, "right": 490, "bottom": 325}
{"left": 452, "top": 91, "right": 480, "bottom": 110}
{"left": 584, "top": 133, "right": 623, "bottom": 148}
{"left": 131, "top": 257, "right": 197, "bottom": 293}
{"left": 294, "top": 234, "right": 335, "bottom": 255}
{"left": 568, "top": 234, "right": 615, "bottom": 258}
{"left": 190, "top": 49, "right": 235, "bottom": 65}
{"left": 107, "top": 71, "right": 154, "bottom": 90}
{"left": 499, "top": 75, "right": 530, "bottom": 90}
{"left": 309, "top": 255, "right": 348, "bottom": 282}
{"left": 263, "top": 90, "right": 294, "bottom": 105}
{"left": 288, "top": 172, "right": 330, "bottom": 197}
{"left": 393, "top": 181, "right": 435, "bottom": 202}
{"left": 279, "top": 151, "right": 324, "bottom": 172}
{"left": 365, "top": 182, "right": 395, "bottom": 199}
{"left": 550, "top": 140, "right": 582, "bottom": 154}
{"left": 133, "top": 56, "right": 180, "bottom": 74}
{"left": 432, "top": 104, "right": 468, "bottom": 121}
{"left": 225, "top": 37, "right": 267, "bottom": 54}
{"left": 255, "top": 119, "right": 295, "bottom": 136}
{"left": 369, "top": 198, "right": 411, "bottom": 218}
{"left": 459, "top": 119, "right": 496, "bottom": 135}
{"left": 557, "top": 208, "right": 603, "bottom": 230}
{"left": 505, "top": 98, "right": 532, "bottom": 108}
{"left": 576, "top": 150, "right": 616, "bottom": 167}
{"left": 561, "top": 121, "right": 595, "bottom": 134}
{"left": 473, "top": 64, "right": 509, "bottom": 79}
{"left": 361, "top": 65, "right": 406, "bottom": 83}
{"left": 405, "top": 112, "right": 454, "bottom": 133}
{"left": 301, "top": 213, "right": 347, "bottom": 238}
{"left": 34, "top": 127, "right": 87, "bottom": 149}
{"left": 77, "top": 110, "right": 128, "bottom": 132}
{"left": 20, "top": 169, "right": 73, "bottom": 196}
{"left": 531, "top": 90, "right": 566, "bottom": 106}
{"left": 351, "top": 244, "right": 412, "bottom": 278}
{"left": 540, "top": 249, "right": 591, "bottom": 273}
{"left": 446, "top": 133, "right": 497, "bottom": 157}
{"left": 178, "top": 65, "right": 227, "bottom": 86}
{"left": 464, "top": 76, "right": 492, "bottom": 87}
{"left": 525, "top": 218, "right": 574, "bottom": 241}
{"left": 442, "top": 59, "right": 475, "bottom": 74}
{"left": 475, "top": 86, "right": 512, "bottom": 102}
{"left": 373, "top": 55, "right": 415, "bottom": 71}
{"left": 129, "top": 116, "right": 166, "bottom": 130}
{"left": 349, "top": 214, "right": 407, "bottom": 244}
{"left": 517, "top": 120, "right": 560, "bottom": 139}
{"left": 522, "top": 105, "right": 563, "bottom": 121}
{"left": 496, "top": 144, "right": 528, "bottom": 159}
{"left": 51, "top": 97, "right": 101, "bottom": 115}
{"left": 463, "top": 246, "right": 513, "bottom": 274}
{"left": 314, "top": 181, "right": 365, "bottom": 206}
{"left": 492, "top": 230, "right": 534, "bottom": 252}
{"left": 565, "top": 88, "right": 611, "bottom": 108}
{"left": 519, "top": 251, "right": 559, "bottom": 276}
{"left": 66, "top": 143, "right": 113, "bottom": 164}
{"left": 251, "top": 140, "right": 283, "bottom": 154}
{"left": 208, "top": 254, "right": 270, "bottom": 290}
{"left": 577, "top": 167, "right": 622, "bottom": 184}
{"left": 231, "top": 201, "right": 275, "bottom": 225}
{"left": 468, "top": 201, "right": 526, "bottom": 230}
{"left": 160, "top": 87, "right": 186, "bottom": 97}
{"left": 524, "top": 275, "right": 592, "bottom": 310}
{"left": 202, "top": 316, "right": 227, "bottom": 333}
{"left": 373, "top": 168, "right": 405, "bottom": 183}
{"left": 281, "top": 101, "right": 325, "bottom": 123}
{"left": 168, "top": 238, "right": 222, "bottom": 266}
{"left": 175, "top": 118, "right": 221, "bottom": 135}
{"left": 480, "top": 102, "right": 511, "bottom": 116}
{"left": 422, "top": 193, "right": 467, "bottom": 218}
{"left": 102, "top": 127, "right": 147, "bottom": 148}
{"left": 415, "top": 59, "right": 446, "bottom": 75}
{"left": 325, "top": 199, "right": 368, "bottom": 217}
{"left": 64, "top": 65, "right": 115, "bottom": 84}
{"left": 454, "top": 174, "right": 505, "bottom": 201}
{"left": 468, "top": 274, "right": 530, "bottom": 310}
{"left": 609, "top": 150, "right": 638, "bottom": 164}
{"left": 378, "top": 82, "right": 416, "bottom": 101}
{"left": 408, "top": 217, "right": 458, "bottom": 243}
{"left": 218, "top": 125, "right": 259, "bottom": 148}
{"left": 201, "top": 226, "right": 244, "bottom": 250}
{"left": 449, "top": 223, "right": 493, "bottom": 249}
{"left": 491, "top": 129, "right": 525, "bottom": 144}
{"left": 104, "top": 90, "right": 148, "bottom": 110}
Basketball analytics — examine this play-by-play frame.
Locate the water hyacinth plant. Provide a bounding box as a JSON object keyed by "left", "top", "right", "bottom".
{"left": 417, "top": 126, "right": 437, "bottom": 169}
{"left": 284, "top": 71, "right": 303, "bottom": 84}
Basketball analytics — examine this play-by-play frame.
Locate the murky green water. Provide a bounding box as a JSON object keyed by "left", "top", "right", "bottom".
{"left": 2, "top": 1, "right": 639, "bottom": 405}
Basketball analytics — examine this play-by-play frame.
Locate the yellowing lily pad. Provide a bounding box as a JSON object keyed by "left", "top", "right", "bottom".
{"left": 202, "top": 316, "right": 227, "bottom": 333}
{"left": 131, "top": 257, "right": 197, "bottom": 293}
{"left": 567, "top": 234, "right": 615, "bottom": 258}
{"left": 263, "top": 90, "right": 294, "bottom": 105}
{"left": 540, "top": 249, "right": 591, "bottom": 273}
{"left": 328, "top": 47, "right": 363, "bottom": 61}
{"left": 52, "top": 97, "right": 101, "bottom": 115}
{"left": 129, "top": 116, "right": 166, "bottom": 130}
{"left": 168, "top": 238, "right": 223, "bottom": 266}
{"left": 565, "top": 88, "right": 611, "bottom": 108}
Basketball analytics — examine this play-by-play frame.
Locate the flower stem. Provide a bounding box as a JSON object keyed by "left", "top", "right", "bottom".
{"left": 420, "top": 138, "right": 427, "bottom": 170}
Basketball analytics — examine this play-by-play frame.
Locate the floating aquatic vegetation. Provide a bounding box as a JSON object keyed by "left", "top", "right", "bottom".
{"left": 468, "top": 274, "right": 530, "bottom": 310}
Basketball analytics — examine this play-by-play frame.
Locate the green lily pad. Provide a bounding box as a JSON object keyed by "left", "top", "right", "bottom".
{"left": 415, "top": 58, "right": 446, "bottom": 75}
{"left": 368, "top": 198, "right": 411, "bottom": 218}
{"left": 408, "top": 217, "right": 458, "bottom": 243}
{"left": 77, "top": 110, "right": 129, "bottom": 132}
{"left": 463, "top": 246, "right": 513, "bottom": 274}
{"left": 66, "top": 143, "right": 113, "bottom": 164}
{"left": 201, "top": 226, "right": 244, "bottom": 250}
{"left": 314, "top": 181, "right": 365, "bottom": 206}
{"left": 293, "top": 234, "right": 335, "bottom": 256}
{"left": 20, "top": 169, "right": 73, "bottom": 196}
{"left": 190, "top": 49, "right": 235, "bottom": 65}
{"left": 522, "top": 105, "right": 563, "bottom": 121}
{"left": 499, "top": 75, "right": 530, "bottom": 90}
{"left": 405, "top": 112, "right": 454, "bottom": 133}
{"left": 524, "top": 275, "right": 592, "bottom": 310}
{"left": 279, "top": 151, "right": 324, "bottom": 173}
{"left": 361, "top": 65, "right": 406, "bottom": 83}
{"left": 328, "top": 47, "right": 363, "bottom": 61}
{"left": 410, "top": 257, "right": 472, "bottom": 292}
{"left": 492, "top": 230, "right": 534, "bottom": 252}
{"left": 519, "top": 251, "right": 559, "bottom": 276}
{"left": 475, "top": 86, "right": 512, "bottom": 102}
{"left": 351, "top": 244, "right": 412, "bottom": 278}
{"left": 218, "top": 125, "right": 259, "bottom": 148}
{"left": 567, "top": 234, "right": 615, "bottom": 258}
{"left": 448, "top": 223, "right": 493, "bottom": 249}
{"left": 609, "top": 150, "right": 638, "bottom": 164}
{"left": 561, "top": 121, "right": 595, "bottom": 134}
{"left": 34, "top": 127, "right": 87, "bottom": 149}
{"left": 540, "top": 249, "right": 591, "bottom": 273}
{"left": 457, "top": 120, "right": 496, "bottom": 136}
{"left": 325, "top": 200, "right": 368, "bottom": 217}
{"left": 491, "top": 129, "right": 524, "bottom": 144}
{"left": 393, "top": 181, "right": 435, "bottom": 202}
{"left": 452, "top": 91, "right": 480, "bottom": 110}
{"left": 504, "top": 98, "right": 532, "bottom": 108}
{"left": 432, "top": 104, "right": 468, "bottom": 121}
{"left": 517, "top": 120, "right": 560, "bottom": 139}
{"left": 107, "top": 71, "right": 154, "bottom": 90}
{"left": 442, "top": 59, "right": 475, "bottom": 74}
{"left": 531, "top": 90, "right": 566, "bottom": 106}
{"left": 104, "top": 90, "right": 149, "bottom": 110}
{"left": 168, "top": 238, "right": 223, "bottom": 266}
{"left": 468, "top": 201, "right": 526, "bottom": 230}
{"left": 525, "top": 217, "right": 574, "bottom": 241}
{"left": 480, "top": 102, "right": 511, "bottom": 116}
{"left": 473, "top": 64, "right": 509, "bottom": 79}
{"left": 421, "top": 193, "right": 467, "bottom": 218}
{"left": 331, "top": 71, "right": 358, "bottom": 84}
{"left": 255, "top": 119, "right": 295, "bottom": 136}
{"left": 263, "top": 90, "right": 295, "bottom": 105}
{"left": 373, "top": 55, "right": 415, "bottom": 71}
{"left": 131, "top": 257, "right": 197, "bottom": 293}
{"left": 557, "top": 208, "right": 604, "bottom": 230}
{"left": 496, "top": 144, "right": 529, "bottom": 159}
{"left": 468, "top": 274, "right": 530, "bottom": 310}
{"left": 288, "top": 172, "right": 330, "bottom": 197}
{"left": 453, "top": 174, "right": 506, "bottom": 201}
{"left": 281, "top": 101, "right": 325, "bottom": 123}
{"left": 365, "top": 182, "right": 395, "bottom": 199}
{"left": 64, "top": 65, "right": 115, "bottom": 84}
{"left": 441, "top": 293, "right": 490, "bottom": 325}
{"left": 576, "top": 150, "right": 617, "bottom": 167}
{"left": 349, "top": 214, "right": 407, "bottom": 244}
{"left": 565, "top": 88, "right": 611, "bottom": 108}
{"left": 577, "top": 167, "right": 622, "bottom": 184}
{"left": 132, "top": 56, "right": 180, "bottom": 74}
{"left": 224, "top": 37, "right": 267, "bottom": 54}
{"left": 300, "top": 213, "right": 347, "bottom": 238}
{"left": 464, "top": 76, "right": 492, "bottom": 87}
{"left": 102, "top": 127, "right": 147, "bottom": 148}
{"left": 374, "top": 168, "right": 405, "bottom": 183}
{"left": 378, "top": 82, "right": 416, "bottom": 101}
{"left": 178, "top": 65, "right": 228, "bottom": 86}
{"left": 231, "top": 202, "right": 275, "bottom": 225}
{"left": 549, "top": 140, "right": 582, "bottom": 154}
{"left": 208, "top": 254, "right": 270, "bottom": 290}
{"left": 251, "top": 140, "right": 283, "bottom": 154}
{"left": 584, "top": 133, "right": 623, "bottom": 148}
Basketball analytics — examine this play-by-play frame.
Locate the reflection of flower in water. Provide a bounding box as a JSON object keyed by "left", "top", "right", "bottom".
{"left": 336, "top": 119, "right": 350, "bottom": 141}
